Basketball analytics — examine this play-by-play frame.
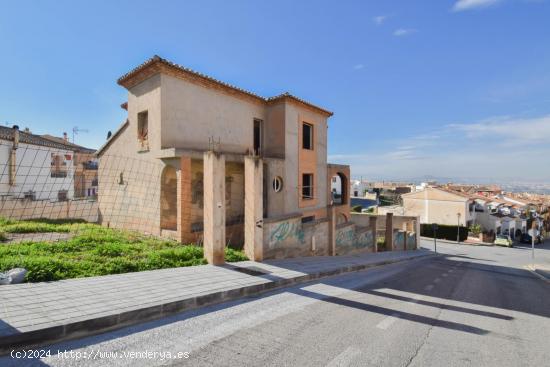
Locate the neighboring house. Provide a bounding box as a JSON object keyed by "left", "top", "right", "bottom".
{"left": 97, "top": 56, "right": 350, "bottom": 250}
{"left": 349, "top": 180, "right": 371, "bottom": 198}
{"left": 401, "top": 187, "right": 475, "bottom": 226}
{"left": 0, "top": 126, "right": 77, "bottom": 201}
{"left": 41, "top": 133, "right": 97, "bottom": 198}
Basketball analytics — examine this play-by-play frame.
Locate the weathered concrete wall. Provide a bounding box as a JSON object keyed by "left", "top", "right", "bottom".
{"left": 0, "top": 198, "right": 98, "bottom": 222}
{"left": 406, "top": 232, "right": 417, "bottom": 250}
{"left": 334, "top": 223, "right": 375, "bottom": 255}
{"left": 264, "top": 158, "right": 286, "bottom": 217}
{"left": 393, "top": 230, "right": 406, "bottom": 251}
{"left": 98, "top": 75, "right": 164, "bottom": 235}
{"left": 262, "top": 214, "right": 329, "bottom": 259}
{"left": 161, "top": 74, "right": 266, "bottom": 154}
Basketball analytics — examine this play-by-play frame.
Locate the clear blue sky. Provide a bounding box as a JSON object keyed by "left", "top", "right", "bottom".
{"left": 2, "top": 0, "right": 549, "bottom": 181}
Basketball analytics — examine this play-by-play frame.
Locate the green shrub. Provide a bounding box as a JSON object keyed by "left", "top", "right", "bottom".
{"left": 0, "top": 231, "right": 6, "bottom": 242}
{"left": 469, "top": 224, "right": 482, "bottom": 235}
{"left": 421, "top": 224, "right": 468, "bottom": 241}
{"left": 376, "top": 237, "right": 386, "bottom": 251}
{"left": 351, "top": 205, "right": 363, "bottom": 213}
{"left": 225, "top": 247, "right": 248, "bottom": 262}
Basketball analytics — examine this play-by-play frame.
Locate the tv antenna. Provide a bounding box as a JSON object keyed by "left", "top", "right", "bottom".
{"left": 72, "top": 126, "right": 89, "bottom": 143}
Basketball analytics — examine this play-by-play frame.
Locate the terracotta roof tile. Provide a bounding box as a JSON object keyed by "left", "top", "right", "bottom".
{"left": 117, "top": 56, "right": 333, "bottom": 117}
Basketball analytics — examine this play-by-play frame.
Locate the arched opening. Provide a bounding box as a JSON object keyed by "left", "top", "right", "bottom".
{"left": 160, "top": 166, "right": 178, "bottom": 231}
{"left": 330, "top": 172, "right": 348, "bottom": 205}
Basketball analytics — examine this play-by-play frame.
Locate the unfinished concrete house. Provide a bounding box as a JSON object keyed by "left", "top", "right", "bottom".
{"left": 97, "top": 56, "right": 355, "bottom": 263}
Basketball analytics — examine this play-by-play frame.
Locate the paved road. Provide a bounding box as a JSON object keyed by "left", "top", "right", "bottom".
{"left": 3, "top": 241, "right": 550, "bottom": 367}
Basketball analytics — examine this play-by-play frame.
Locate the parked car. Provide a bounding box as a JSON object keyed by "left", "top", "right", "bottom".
{"left": 494, "top": 235, "right": 513, "bottom": 247}
{"left": 520, "top": 233, "right": 542, "bottom": 244}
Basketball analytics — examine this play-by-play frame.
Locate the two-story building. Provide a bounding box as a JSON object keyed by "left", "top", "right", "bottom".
{"left": 0, "top": 126, "right": 76, "bottom": 201}
{"left": 97, "top": 56, "right": 350, "bottom": 263}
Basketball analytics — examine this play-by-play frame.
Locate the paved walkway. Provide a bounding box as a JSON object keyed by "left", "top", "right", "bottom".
{"left": 0, "top": 249, "right": 430, "bottom": 352}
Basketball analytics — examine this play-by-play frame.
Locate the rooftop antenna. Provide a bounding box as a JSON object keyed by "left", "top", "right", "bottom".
{"left": 72, "top": 126, "right": 89, "bottom": 143}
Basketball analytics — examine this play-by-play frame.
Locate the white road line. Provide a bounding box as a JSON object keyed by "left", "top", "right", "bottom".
{"left": 434, "top": 278, "right": 441, "bottom": 283}
{"left": 325, "top": 346, "right": 362, "bottom": 367}
{"left": 424, "top": 284, "right": 434, "bottom": 291}
{"left": 376, "top": 313, "right": 400, "bottom": 330}
{"left": 442, "top": 273, "right": 448, "bottom": 277}
{"left": 448, "top": 269, "right": 454, "bottom": 273}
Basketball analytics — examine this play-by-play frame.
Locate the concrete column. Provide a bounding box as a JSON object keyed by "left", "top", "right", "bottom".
{"left": 179, "top": 157, "right": 194, "bottom": 244}
{"left": 369, "top": 216, "right": 378, "bottom": 252}
{"left": 386, "top": 213, "right": 394, "bottom": 251}
{"left": 329, "top": 206, "right": 337, "bottom": 256}
{"left": 244, "top": 156, "right": 263, "bottom": 261}
{"left": 203, "top": 151, "right": 225, "bottom": 265}
{"left": 415, "top": 217, "right": 420, "bottom": 250}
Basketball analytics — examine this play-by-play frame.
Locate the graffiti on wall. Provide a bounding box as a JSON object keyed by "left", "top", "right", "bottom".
{"left": 394, "top": 230, "right": 405, "bottom": 250}
{"left": 336, "top": 226, "right": 374, "bottom": 252}
{"left": 407, "top": 232, "right": 416, "bottom": 249}
{"left": 268, "top": 220, "right": 305, "bottom": 249}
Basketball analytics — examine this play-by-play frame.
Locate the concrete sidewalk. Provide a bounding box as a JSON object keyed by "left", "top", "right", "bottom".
{"left": 0, "top": 249, "right": 431, "bottom": 353}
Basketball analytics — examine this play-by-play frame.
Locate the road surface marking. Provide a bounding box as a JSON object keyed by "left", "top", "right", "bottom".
{"left": 325, "top": 346, "right": 362, "bottom": 367}
{"left": 376, "top": 313, "right": 400, "bottom": 330}
{"left": 424, "top": 284, "right": 434, "bottom": 291}
{"left": 434, "top": 278, "right": 441, "bottom": 283}
{"left": 442, "top": 273, "right": 448, "bottom": 277}
{"left": 448, "top": 269, "right": 454, "bottom": 273}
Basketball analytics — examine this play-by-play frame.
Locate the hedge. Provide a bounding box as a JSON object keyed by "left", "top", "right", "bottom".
{"left": 421, "top": 224, "right": 468, "bottom": 242}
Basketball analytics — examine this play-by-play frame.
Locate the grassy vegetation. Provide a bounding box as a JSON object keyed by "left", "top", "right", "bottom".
{"left": 0, "top": 218, "right": 247, "bottom": 282}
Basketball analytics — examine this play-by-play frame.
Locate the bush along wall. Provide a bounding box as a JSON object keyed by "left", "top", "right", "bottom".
{"left": 421, "top": 224, "right": 468, "bottom": 242}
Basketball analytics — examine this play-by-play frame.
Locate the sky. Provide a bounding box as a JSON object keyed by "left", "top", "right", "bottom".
{"left": 1, "top": 0, "right": 549, "bottom": 182}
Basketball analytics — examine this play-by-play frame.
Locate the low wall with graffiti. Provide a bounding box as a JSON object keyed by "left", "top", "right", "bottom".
{"left": 407, "top": 232, "right": 417, "bottom": 250}
{"left": 263, "top": 214, "right": 329, "bottom": 259}
{"left": 393, "top": 229, "right": 406, "bottom": 251}
{"left": 335, "top": 223, "right": 375, "bottom": 256}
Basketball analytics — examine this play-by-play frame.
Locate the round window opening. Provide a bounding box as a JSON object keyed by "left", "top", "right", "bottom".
{"left": 272, "top": 176, "right": 283, "bottom": 192}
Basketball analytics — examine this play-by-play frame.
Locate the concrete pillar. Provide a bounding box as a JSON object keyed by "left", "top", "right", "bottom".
{"left": 369, "top": 216, "right": 378, "bottom": 252}
{"left": 203, "top": 151, "right": 225, "bottom": 265}
{"left": 179, "top": 157, "right": 194, "bottom": 244}
{"left": 244, "top": 156, "right": 263, "bottom": 261}
{"left": 329, "top": 206, "right": 337, "bottom": 256}
{"left": 415, "top": 217, "right": 420, "bottom": 250}
{"left": 386, "top": 213, "right": 394, "bottom": 251}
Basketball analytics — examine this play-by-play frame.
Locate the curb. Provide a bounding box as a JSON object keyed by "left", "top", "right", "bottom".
{"left": 525, "top": 265, "right": 550, "bottom": 283}
{"left": 0, "top": 252, "right": 432, "bottom": 354}
{"left": 420, "top": 237, "right": 495, "bottom": 247}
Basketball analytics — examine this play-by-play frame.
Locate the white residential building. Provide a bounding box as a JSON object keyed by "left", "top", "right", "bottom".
{"left": 0, "top": 126, "right": 75, "bottom": 201}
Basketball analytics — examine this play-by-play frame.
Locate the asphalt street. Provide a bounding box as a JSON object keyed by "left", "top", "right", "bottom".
{"left": 3, "top": 239, "right": 550, "bottom": 367}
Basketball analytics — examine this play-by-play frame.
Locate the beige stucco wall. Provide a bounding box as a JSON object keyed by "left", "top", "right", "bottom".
{"left": 98, "top": 76, "right": 164, "bottom": 234}
{"left": 160, "top": 74, "right": 266, "bottom": 153}
{"left": 402, "top": 188, "right": 471, "bottom": 226}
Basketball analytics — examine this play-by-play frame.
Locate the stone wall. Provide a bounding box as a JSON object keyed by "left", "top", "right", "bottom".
{"left": 0, "top": 197, "right": 98, "bottom": 222}
{"left": 335, "top": 222, "right": 375, "bottom": 255}
{"left": 262, "top": 213, "right": 329, "bottom": 259}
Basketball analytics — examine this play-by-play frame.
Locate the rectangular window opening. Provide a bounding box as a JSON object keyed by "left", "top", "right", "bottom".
{"left": 138, "top": 111, "right": 149, "bottom": 149}
{"left": 253, "top": 119, "right": 262, "bottom": 155}
{"left": 302, "top": 173, "right": 314, "bottom": 200}
{"left": 302, "top": 122, "right": 313, "bottom": 150}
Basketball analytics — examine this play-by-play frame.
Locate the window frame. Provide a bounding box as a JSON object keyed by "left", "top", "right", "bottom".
{"left": 302, "top": 173, "right": 314, "bottom": 200}
{"left": 302, "top": 122, "right": 314, "bottom": 150}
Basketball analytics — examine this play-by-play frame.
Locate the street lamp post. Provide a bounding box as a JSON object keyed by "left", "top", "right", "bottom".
{"left": 457, "top": 213, "right": 461, "bottom": 244}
